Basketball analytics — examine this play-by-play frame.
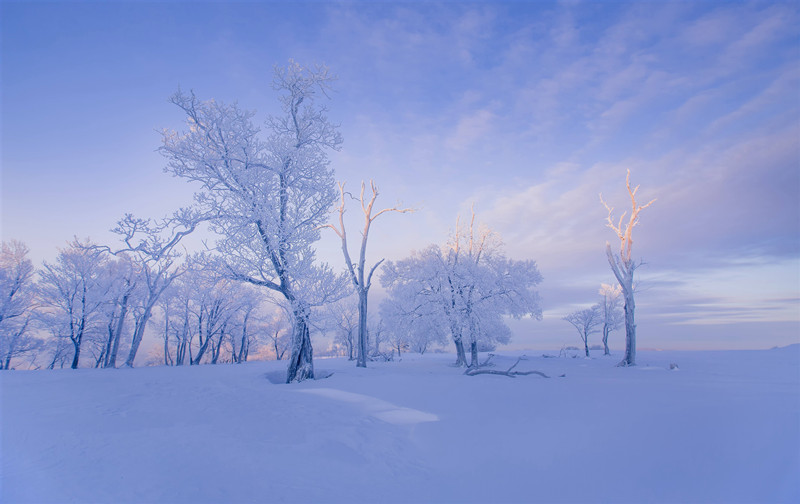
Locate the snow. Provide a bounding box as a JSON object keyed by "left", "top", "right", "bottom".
{"left": 2, "top": 347, "right": 798, "bottom": 503}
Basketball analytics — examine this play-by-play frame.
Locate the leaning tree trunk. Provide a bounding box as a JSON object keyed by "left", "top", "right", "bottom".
{"left": 125, "top": 304, "right": 154, "bottom": 367}
{"left": 286, "top": 306, "right": 314, "bottom": 383}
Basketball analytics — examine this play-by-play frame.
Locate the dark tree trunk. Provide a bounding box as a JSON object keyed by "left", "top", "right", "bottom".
{"left": 286, "top": 312, "right": 314, "bottom": 383}
{"left": 619, "top": 293, "right": 636, "bottom": 366}
{"left": 453, "top": 338, "right": 467, "bottom": 367}
{"left": 70, "top": 339, "right": 81, "bottom": 369}
{"left": 125, "top": 304, "right": 154, "bottom": 368}
{"left": 469, "top": 340, "right": 479, "bottom": 368}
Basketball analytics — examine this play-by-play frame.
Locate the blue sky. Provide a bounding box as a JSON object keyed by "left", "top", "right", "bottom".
{"left": 2, "top": 0, "right": 798, "bottom": 350}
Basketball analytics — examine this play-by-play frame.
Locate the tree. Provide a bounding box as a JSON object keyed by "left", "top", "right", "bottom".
{"left": 160, "top": 61, "right": 346, "bottom": 382}
{"left": 563, "top": 305, "right": 603, "bottom": 357}
{"left": 108, "top": 212, "right": 198, "bottom": 367}
{"left": 324, "top": 297, "right": 359, "bottom": 360}
{"left": 96, "top": 254, "right": 139, "bottom": 368}
{"left": 322, "top": 180, "right": 412, "bottom": 368}
{"left": 38, "top": 239, "right": 109, "bottom": 369}
{"left": 228, "top": 286, "right": 260, "bottom": 364}
{"left": 381, "top": 211, "right": 542, "bottom": 367}
{"left": 447, "top": 213, "right": 540, "bottom": 367}
{"left": 0, "top": 241, "right": 40, "bottom": 369}
{"left": 598, "top": 283, "right": 623, "bottom": 356}
{"left": 380, "top": 281, "right": 438, "bottom": 356}
{"left": 600, "top": 170, "right": 656, "bottom": 367}
{"left": 381, "top": 244, "right": 468, "bottom": 364}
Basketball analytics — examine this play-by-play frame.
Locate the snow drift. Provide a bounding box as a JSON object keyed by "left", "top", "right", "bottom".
{"left": 2, "top": 348, "right": 798, "bottom": 503}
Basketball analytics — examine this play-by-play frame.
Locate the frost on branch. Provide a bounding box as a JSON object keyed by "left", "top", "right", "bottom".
{"left": 321, "top": 180, "right": 412, "bottom": 368}
{"left": 381, "top": 209, "right": 542, "bottom": 368}
{"left": 159, "top": 61, "right": 345, "bottom": 382}
{"left": 599, "top": 170, "right": 655, "bottom": 367}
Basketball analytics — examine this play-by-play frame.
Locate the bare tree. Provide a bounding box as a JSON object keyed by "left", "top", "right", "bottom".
{"left": 600, "top": 170, "right": 656, "bottom": 367}
{"left": 599, "top": 283, "right": 623, "bottom": 356}
{"left": 563, "top": 305, "right": 603, "bottom": 357}
{"left": 322, "top": 181, "right": 412, "bottom": 368}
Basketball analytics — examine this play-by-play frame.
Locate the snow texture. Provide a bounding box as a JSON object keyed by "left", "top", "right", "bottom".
{"left": 2, "top": 347, "right": 798, "bottom": 503}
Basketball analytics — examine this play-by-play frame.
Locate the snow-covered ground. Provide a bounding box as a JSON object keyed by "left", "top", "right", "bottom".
{"left": 2, "top": 347, "right": 798, "bottom": 503}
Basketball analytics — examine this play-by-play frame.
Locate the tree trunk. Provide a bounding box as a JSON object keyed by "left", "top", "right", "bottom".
{"left": 453, "top": 338, "right": 467, "bottom": 367}
{"left": 619, "top": 291, "right": 636, "bottom": 366}
{"left": 602, "top": 325, "right": 610, "bottom": 355}
{"left": 286, "top": 311, "right": 314, "bottom": 383}
{"left": 356, "top": 290, "right": 368, "bottom": 368}
{"left": 105, "top": 292, "right": 129, "bottom": 368}
{"left": 584, "top": 337, "right": 590, "bottom": 357}
{"left": 606, "top": 245, "right": 637, "bottom": 367}
{"left": 469, "top": 340, "right": 479, "bottom": 368}
{"left": 70, "top": 338, "right": 81, "bottom": 369}
{"left": 125, "top": 304, "right": 154, "bottom": 368}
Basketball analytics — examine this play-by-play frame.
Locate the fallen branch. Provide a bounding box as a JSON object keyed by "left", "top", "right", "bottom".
{"left": 465, "top": 356, "right": 550, "bottom": 378}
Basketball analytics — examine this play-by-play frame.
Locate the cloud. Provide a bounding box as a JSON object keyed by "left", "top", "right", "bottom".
{"left": 444, "top": 109, "right": 496, "bottom": 152}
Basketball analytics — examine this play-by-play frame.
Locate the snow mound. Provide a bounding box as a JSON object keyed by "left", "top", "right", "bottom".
{"left": 300, "top": 388, "right": 439, "bottom": 425}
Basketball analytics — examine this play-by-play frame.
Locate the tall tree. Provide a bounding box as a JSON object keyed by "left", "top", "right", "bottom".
{"left": 160, "top": 61, "right": 345, "bottom": 382}
{"left": 322, "top": 181, "right": 411, "bottom": 368}
{"left": 600, "top": 170, "right": 656, "bottom": 367}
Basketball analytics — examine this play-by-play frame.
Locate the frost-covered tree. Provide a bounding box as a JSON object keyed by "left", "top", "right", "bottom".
{"left": 158, "top": 275, "right": 196, "bottom": 366}
{"left": 94, "top": 254, "right": 139, "bottom": 368}
{"left": 155, "top": 257, "right": 258, "bottom": 366}
{"left": 601, "top": 170, "right": 656, "bottom": 367}
{"left": 38, "top": 240, "right": 109, "bottom": 369}
{"left": 599, "top": 283, "right": 623, "bottom": 356}
{"left": 228, "top": 288, "right": 260, "bottom": 364}
{"left": 379, "top": 297, "right": 446, "bottom": 356}
{"left": 0, "top": 241, "right": 40, "bottom": 369}
{"left": 563, "top": 305, "right": 603, "bottom": 357}
{"left": 324, "top": 297, "right": 358, "bottom": 360}
{"left": 160, "top": 61, "right": 345, "bottom": 382}
{"left": 381, "top": 245, "right": 465, "bottom": 363}
{"left": 108, "top": 212, "right": 198, "bottom": 367}
{"left": 381, "top": 211, "right": 542, "bottom": 367}
{"left": 368, "top": 316, "right": 386, "bottom": 357}
{"left": 322, "top": 181, "right": 411, "bottom": 368}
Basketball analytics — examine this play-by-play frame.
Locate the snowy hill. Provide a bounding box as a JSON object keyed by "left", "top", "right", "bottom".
{"left": 2, "top": 348, "right": 798, "bottom": 503}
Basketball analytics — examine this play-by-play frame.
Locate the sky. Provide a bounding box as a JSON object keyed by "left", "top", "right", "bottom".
{"left": 2, "top": 0, "right": 799, "bottom": 351}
